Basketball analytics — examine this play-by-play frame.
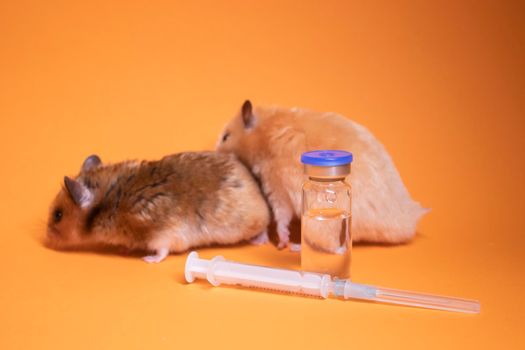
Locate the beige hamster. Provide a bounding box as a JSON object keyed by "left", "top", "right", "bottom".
{"left": 46, "top": 152, "right": 270, "bottom": 262}
{"left": 216, "top": 100, "right": 428, "bottom": 249}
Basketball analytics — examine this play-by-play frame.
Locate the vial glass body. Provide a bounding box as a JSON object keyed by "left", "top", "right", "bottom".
{"left": 301, "top": 176, "right": 352, "bottom": 278}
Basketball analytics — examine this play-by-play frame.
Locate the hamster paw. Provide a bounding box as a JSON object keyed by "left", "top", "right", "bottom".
{"left": 289, "top": 243, "right": 301, "bottom": 252}
{"left": 143, "top": 247, "right": 169, "bottom": 263}
{"left": 250, "top": 231, "right": 269, "bottom": 245}
{"left": 276, "top": 237, "right": 290, "bottom": 250}
{"left": 276, "top": 223, "right": 290, "bottom": 250}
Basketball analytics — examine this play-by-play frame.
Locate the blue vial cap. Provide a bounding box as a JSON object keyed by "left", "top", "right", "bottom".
{"left": 301, "top": 150, "right": 353, "bottom": 166}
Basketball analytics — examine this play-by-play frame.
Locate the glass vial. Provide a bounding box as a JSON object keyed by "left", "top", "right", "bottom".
{"left": 300, "top": 150, "right": 353, "bottom": 279}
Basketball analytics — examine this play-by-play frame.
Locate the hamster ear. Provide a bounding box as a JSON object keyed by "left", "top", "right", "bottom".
{"left": 241, "top": 100, "right": 255, "bottom": 129}
{"left": 81, "top": 154, "right": 102, "bottom": 172}
{"left": 64, "top": 176, "right": 93, "bottom": 208}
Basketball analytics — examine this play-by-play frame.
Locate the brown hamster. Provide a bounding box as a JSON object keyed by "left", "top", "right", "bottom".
{"left": 46, "top": 152, "right": 270, "bottom": 263}
{"left": 216, "top": 100, "right": 428, "bottom": 249}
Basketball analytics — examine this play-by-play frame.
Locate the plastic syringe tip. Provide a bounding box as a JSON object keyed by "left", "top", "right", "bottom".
{"left": 341, "top": 281, "right": 480, "bottom": 314}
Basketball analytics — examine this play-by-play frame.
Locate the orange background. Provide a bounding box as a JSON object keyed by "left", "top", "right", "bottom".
{"left": 1, "top": 1, "right": 524, "bottom": 349}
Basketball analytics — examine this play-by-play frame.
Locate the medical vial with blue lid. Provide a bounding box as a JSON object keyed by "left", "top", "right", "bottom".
{"left": 301, "top": 150, "right": 353, "bottom": 278}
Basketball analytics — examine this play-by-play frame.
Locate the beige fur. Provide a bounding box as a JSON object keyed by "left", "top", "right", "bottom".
{"left": 217, "top": 101, "right": 428, "bottom": 248}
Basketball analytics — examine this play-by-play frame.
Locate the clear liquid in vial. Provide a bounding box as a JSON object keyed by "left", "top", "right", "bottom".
{"left": 301, "top": 208, "right": 351, "bottom": 278}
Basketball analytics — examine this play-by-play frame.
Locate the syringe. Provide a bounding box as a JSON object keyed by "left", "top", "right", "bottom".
{"left": 185, "top": 251, "right": 480, "bottom": 314}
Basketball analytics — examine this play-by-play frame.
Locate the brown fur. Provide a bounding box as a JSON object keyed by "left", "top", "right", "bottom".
{"left": 46, "top": 152, "right": 270, "bottom": 262}
{"left": 217, "top": 101, "right": 429, "bottom": 248}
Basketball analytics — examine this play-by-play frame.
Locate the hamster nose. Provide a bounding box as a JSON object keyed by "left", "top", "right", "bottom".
{"left": 47, "top": 225, "right": 61, "bottom": 238}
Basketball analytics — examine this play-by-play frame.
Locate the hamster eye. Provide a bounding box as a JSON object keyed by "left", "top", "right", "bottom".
{"left": 53, "top": 209, "right": 63, "bottom": 223}
{"left": 222, "top": 132, "right": 230, "bottom": 142}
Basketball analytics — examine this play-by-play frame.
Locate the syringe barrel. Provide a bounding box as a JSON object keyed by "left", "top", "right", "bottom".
{"left": 185, "top": 252, "right": 331, "bottom": 298}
